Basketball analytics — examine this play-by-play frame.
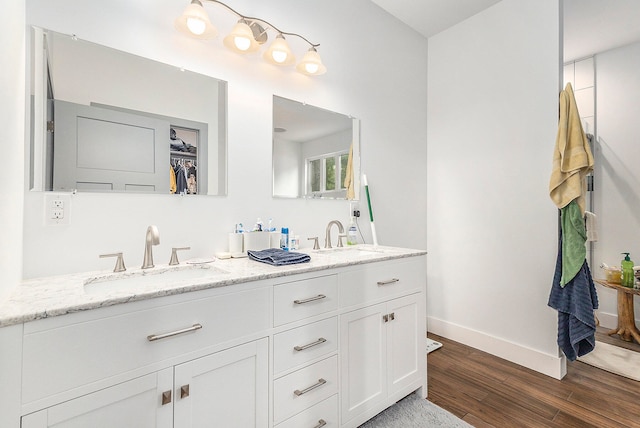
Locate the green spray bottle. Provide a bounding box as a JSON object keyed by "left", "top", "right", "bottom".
{"left": 621, "top": 252, "right": 635, "bottom": 287}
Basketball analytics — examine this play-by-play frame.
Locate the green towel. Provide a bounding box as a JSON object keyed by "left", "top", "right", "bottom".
{"left": 561, "top": 200, "right": 587, "bottom": 286}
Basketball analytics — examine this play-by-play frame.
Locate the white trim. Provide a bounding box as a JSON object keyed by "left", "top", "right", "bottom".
{"left": 596, "top": 310, "right": 618, "bottom": 330}
{"left": 427, "top": 316, "right": 566, "bottom": 380}
{"left": 596, "top": 309, "right": 640, "bottom": 330}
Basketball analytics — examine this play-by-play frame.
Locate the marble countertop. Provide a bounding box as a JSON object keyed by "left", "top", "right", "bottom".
{"left": 0, "top": 245, "right": 426, "bottom": 328}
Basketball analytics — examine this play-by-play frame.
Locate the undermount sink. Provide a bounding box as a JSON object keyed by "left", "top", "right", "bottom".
{"left": 313, "top": 246, "right": 387, "bottom": 257}
{"left": 84, "top": 264, "right": 229, "bottom": 294}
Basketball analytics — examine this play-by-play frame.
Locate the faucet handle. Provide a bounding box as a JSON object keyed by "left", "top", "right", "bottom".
{"left": 337, "top": 234, "right": 346, "bottom": 248}
{"left": 169, "top": 247, "right": 191, "bottom": 266}
{"left": 99, "top": 252, "right": 126, "bottom": 272}
{"left": 307, "top": 237, "right": 320, "bottom": 250}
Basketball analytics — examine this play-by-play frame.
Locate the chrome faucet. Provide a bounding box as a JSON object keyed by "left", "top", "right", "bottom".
{"left": 325, "top": 220, "right": 345, "bottom": 249}
{"left": 142, "top": 225, "right": 160, "bottom": 269}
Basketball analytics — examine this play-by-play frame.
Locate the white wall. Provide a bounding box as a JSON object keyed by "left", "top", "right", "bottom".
{"left": 592, "top": 41, "right": 640, "bottom": 326}
{"left": 427, "top": 0, "right": 564, "bottom": 377}
{"left": 18, "top": 0, "right": 428, "bottom": 278}
{"left": 0, "top": 0, "right": 25, "bottom": 300}
{"left": 273, "top": 138, "right": 301, "bottom": 197}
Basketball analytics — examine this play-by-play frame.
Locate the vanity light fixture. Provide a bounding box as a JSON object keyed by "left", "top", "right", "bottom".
{"left": 175, "top": 0, "right": 327, "bottom": 75}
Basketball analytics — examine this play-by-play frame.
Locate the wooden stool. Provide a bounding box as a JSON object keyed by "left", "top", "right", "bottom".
{"left": 596, "top": 280, "right": 640, "bottom": 344}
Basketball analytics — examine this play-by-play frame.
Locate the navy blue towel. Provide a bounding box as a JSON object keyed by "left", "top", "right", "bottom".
{"left": 247, "top": 248, "right": 311, "bottom": 266}
{"left": 548, "top": 229, "right": 598, "bottom": 361}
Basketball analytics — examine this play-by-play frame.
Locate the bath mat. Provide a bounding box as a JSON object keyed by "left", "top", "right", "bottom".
{"left": 358, "top": 392, "right": 471, "bottom": 427}
{"left": 578, "top": 341, "right": 640, "bottom": 381}
{"left": 426, "top": 338, "right": 443, "bottom": 354}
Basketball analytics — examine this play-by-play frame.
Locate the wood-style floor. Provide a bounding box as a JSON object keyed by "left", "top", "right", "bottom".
{"left": 426, "top": 333, "right": 640, "bottom": 427}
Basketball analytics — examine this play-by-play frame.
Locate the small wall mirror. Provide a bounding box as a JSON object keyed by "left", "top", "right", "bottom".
{"left": 272, "top": 96, "right": 360, "bottom": 199}
{"left": 28, "top": 28, "right": 227, "bottom": 196}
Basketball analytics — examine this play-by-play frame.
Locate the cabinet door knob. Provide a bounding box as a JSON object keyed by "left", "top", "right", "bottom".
{"left": 389, "top": 312, "right": 395, "bottom": 321}
{"left": 313, "top": 419, "right": 327, "bottom": 428}
{"left": 180, "top": 384, "right": 190, "bottom": 399}
{"left": 383, "top": 314, "right": 389, "bottom": 323}
{"left": 161, "top": 390, "right": 172, "bottom": 405}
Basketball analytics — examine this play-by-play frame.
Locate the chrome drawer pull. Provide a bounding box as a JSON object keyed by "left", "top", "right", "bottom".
{"left": 147, "top": 323, "right": 202, "bottom": 342}
{"left": 376, "top": 278, "right": 399, "bottom": 286}
{"left": 313, "top": 419, "right": 327, "bottom": 428}
{"left": 294, "top": 378, "right": 327, "bottom": 396}
{"left": 294, "top": 337, "right": 327, "bottom": 352}
{"left": 294, "top": 294, "right": 326, "bottom": 305}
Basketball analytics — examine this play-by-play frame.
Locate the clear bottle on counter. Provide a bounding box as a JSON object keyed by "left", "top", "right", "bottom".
{"left": 347, "top": 217, "right": 358, "bottom": 245}
{"left": 290, "top": 235, "right": 300, "bottom": 251}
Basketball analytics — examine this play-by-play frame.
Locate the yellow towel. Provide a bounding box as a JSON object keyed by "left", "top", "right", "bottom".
{"left": 549, "top": 83, "right": 594, "bottom": 214}
{"left": 343, "top": 143, "right": 355, "bottom": 200}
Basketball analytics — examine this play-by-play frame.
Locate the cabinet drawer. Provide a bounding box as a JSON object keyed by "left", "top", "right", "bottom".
{"left": 339, "top": 258, "right": 425, "bottom": 308}
{"left": 274, "top": 275, "right": 338, "bottom": 326}
{"left": 274, "top": 317, "right": 337, "bottom": 374}
{"left": 273, "top": 356, "right": 338, "bottom": 424}
{"left": 276, "top": 394, "right": 338, "bottom": 428}
{"left": 22, "top": 286, "right": 270, "bottom": 405}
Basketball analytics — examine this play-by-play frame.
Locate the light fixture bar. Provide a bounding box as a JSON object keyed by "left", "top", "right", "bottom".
{"left": 176, "top": 0, "right": 326, "bottom": 75}
{"left": 206, "top": 0, "right": 320, "bottom": 48}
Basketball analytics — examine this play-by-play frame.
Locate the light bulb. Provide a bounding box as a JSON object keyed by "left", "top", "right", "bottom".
{"left": 272, "top": 50, "right": 288, "bottom": 64}
{"left": 234, "top": 36, "right": 251, "bottom": 51}
{"left": 305, "top": 63, "right": 319, "bottom": 74}
{"left": 263, "top": 34, "right": 295, "bottom": 66}
{"left": 296, "top": 47, "right": 326, "bottom": 75}
{"left": 186, "top": 17, "right": 206, "bottom": 35}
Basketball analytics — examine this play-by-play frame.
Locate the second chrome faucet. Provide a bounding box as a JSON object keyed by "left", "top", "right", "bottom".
{"left": 325, "top": 220, "right": 345, "bottom": 249}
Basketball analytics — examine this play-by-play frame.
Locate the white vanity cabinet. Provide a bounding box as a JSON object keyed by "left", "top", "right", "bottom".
{"left": 21, "top": 369, "right": 174, "bottom": 428}
{"left": 272, "top": 274, "right": 340, "bottom": 427}
{"left": 1, "top": 247, "right": 427, "bottom": 428}
{"left": 22, "top": 339, "right": 268, "bottom": 428}
{"left": 19, "top": 283, "right": 270, "bottom": 428}
{"left": 339, "top": 258, "right": 426, "bottom": 428}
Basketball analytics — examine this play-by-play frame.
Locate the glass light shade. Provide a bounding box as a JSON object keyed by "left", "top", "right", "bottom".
{"left": 223, "top": 20, "right": 260, "bottom": 53}
{"left": 296, "top": 48, "right": 327, "bottom": 75}
{"left": 175, "top": 0, "right": 217, "bottom": 39}
{"left": 263, "top": 35, "right": 296, "bottom": 66}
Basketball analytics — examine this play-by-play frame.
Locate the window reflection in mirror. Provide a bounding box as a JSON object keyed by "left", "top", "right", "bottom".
{"left": 272, "top": 96, "right": 360, "bottom": 200}
{"left": 28, "top": 28, "right": 227, "bottom": 196}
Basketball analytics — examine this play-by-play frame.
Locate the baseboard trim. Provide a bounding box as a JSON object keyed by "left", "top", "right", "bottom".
{"left": 596, "top": 311, "right": 617, "bottom": 329}
{"left": 428, "top": 316, "right": 566, "bottom": 380}
{"left": 595, "top": 310, "right": 640, "bottom": 330}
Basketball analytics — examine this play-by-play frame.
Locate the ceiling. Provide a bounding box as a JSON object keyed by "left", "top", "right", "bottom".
{"left": 371, "top": 0, "right": 640, "bottom": 61}
{"left": 371, "top": 0, "right": 500, "bottom": 39}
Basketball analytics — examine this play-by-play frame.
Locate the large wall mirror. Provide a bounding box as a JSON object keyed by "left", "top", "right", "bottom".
{"left": 28, "top": 28, "right": 227, "bottom": 196}
{"left": 272, "top": 96, "right": 360, "bottom": 200}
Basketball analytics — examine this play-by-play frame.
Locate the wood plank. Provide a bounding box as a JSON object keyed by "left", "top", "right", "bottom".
{"left": 426, "top": 333, "right": 640, "bottom": 428}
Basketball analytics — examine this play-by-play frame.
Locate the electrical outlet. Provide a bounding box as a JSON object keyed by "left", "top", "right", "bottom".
{"left": 350, "top": 202, "right": 360, "bottom": 218}
{"left": 45, "top": 194, "right": 71, "bottom": 225}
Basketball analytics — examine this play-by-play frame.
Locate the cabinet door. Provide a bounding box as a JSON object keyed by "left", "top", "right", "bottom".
{"left": 339, "top": 303, "right": 387, "bottom": 424}
{"left": 174, "top": 338, "right": 268, "bottom": 428}
{"left": 21, "top": 369, "right": 173, "bottom": 428}
{"left": 387, "top": 294, "right": 421, "bottom": 396}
